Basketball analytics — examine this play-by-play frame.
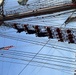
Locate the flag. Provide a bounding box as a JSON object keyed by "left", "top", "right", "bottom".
{"left": 0, "top": 45, "right": 14, "bottom": 50}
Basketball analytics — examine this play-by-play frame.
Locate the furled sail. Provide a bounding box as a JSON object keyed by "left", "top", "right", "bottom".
{"left": 0, "top": 0, "right": 4, "bottom": 6}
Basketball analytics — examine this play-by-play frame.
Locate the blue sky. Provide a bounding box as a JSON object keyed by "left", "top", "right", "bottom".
{"left": 0, "top": 0, "right": 76, "bottom": 75}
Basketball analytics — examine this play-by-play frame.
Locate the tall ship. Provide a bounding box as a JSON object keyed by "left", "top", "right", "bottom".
{"left": 0, "top": 0, "right": 76, "bottom": 75}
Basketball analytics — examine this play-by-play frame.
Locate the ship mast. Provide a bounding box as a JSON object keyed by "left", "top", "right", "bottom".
{"left": 0, "top": 0, "right": 76, "bottom": 22}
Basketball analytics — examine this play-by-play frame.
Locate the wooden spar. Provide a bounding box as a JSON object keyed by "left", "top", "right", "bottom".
{"left": 0, "top": 3, "right": 76, "bottom": 21}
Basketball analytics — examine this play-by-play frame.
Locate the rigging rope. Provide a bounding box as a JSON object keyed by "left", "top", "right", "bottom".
{"left": 0, "top": 32, "right": 76, "bottom": 53}
{"left": 17, "top": 39, "right": 50, "bottom": 75}
{"left": 0, "top": 59, "right": 73, "bottom": 74}
{"left": 0, "top": 55, "right": 75, "bottom": 71}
